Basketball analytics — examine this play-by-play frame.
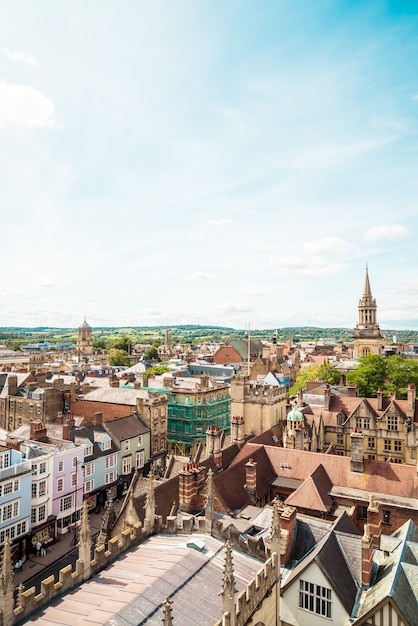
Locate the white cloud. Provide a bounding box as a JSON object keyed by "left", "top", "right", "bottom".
{"left": 1, "top": 48, "right": 38, "bottom": 66}
{"left": 304, "top": 237, "right": 358, "bottom": 256}
{"left": 362, "top": 225, "right": 410, "bottom": 241}
{"left": 205, "top": 218, "right": 234, "bottom": 225}
{"left": 270, "top": 255, "right": 345, "bottom": 276}
{"left": 0, "top": 80, "right": 56, "bottom": 127}
{"left": 188, "top": 272, "right": 216, "bottom": 281}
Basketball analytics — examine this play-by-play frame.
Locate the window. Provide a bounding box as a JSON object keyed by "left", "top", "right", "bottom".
{"left": 138, "top": 435, "right": 142, "bottom": 446}
{"left": 13, "top": 480, "right": 19, "bottom": 492}
{"left": 102, "top": 439, "right": 111, "bottom": 451}
{"left": 382, "top": 510, "right": 391, "bottom": 525}
{"left": 36, "top": 405, "right": 41, "bottom": 415}
{"left": 368, "top": 454, "right": 376, "bottom": 460}
{"left": 337, "top": 433, "right": 343, "bottom": 445}
{"left": 394, "top": 440, "right": 402, "bottom": 452}
{"left": 84, "top": 444, "right": 93, "bottom": 457}
{"left": 160, "top": 438, "right": 165, "bottom": 450}
{"left": 4, "top": 482, "right": 13, "bottom": 495}
{"left": 387, "top": 416, "right": 398, "bottom": 431}
{"left": 71, "top": 472, "right": 77, "bottom": 487}
{"left": 59, "top": 495, "right": 73, "bottom": 512}
{"left": 39, "top": 462, "right": 46, "bottom": 474}
{"left": 384, "top": 439, "right": 392, "bottom": 451}
{"left": 57, "top": 477, "right": 64, "bottom": 492}
{"left": 368, "top": 437, "right": 375, "bottom": 449}
{"left": 72, "top": 456, "right": 78, "bottom": 468}
{"left": 358, "top": 506, "right": 368, "bottom": 520}
{"left": 84, "top": 461, "right": 94, "bottom": 476}
{"left": 123, "top": 440, "right": 130, "bottom": 452}
{"left": 105, "top": 454, "right": 116, "bottom": 468}
{"left": 32, "top": 483, "right": 37, "bottom": 498}
{"left": 84, "top": 479, "right": 94, "bottom": 493}
{"left": 153, "top": 440, "right": 158, "bottom": 453}
{"left": 31, "top": 508, "right": 37, "bottom": 524}
{"left": 136, "top": 450, "right": 145, "bottom": 469}
{"left": 2, "top": 504, "right": 13, "bottom": 521}
{"left": 0, "top": 453, "right": 10, "bottom": 469}
{"left": 58, "top": 460, "right": 64, "bottom": 472}
{"left": 105, "top": 470, "right": 117, "bottom": 484}
{"left": 39, "top": 480, "right": 46, "bottom": 496}
{"left": 299, "top": 580, "right": 331, "bottom": 618}
{"left": 9, "top": 400, "right": 14, "bottom": 409}
{"left": 38, "top": 504, "right": 46, "bottom": 522}
{"left": 29, "top": 404, "right": 33, "bottom": 413}
{"left": 122, "top": 456, "right": 132, "bottom": 474}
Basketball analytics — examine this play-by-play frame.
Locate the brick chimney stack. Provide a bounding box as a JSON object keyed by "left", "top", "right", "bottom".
{"left": 213, "top": 427, "right": 222, "bottom": 469}
{"left": 245, "top": 458, "right": 257, "bottom": 496}
{"left": 178, "top": 464, "right": 205, "bottom": 513}
{"left": 7, "top": 374, "right": 18, "bottom": 396}
{"left": 280, "top": 505, "right": 297, "bottom": 566}
{"left": 361, "top": 524, "right": 374, "bottom": 588}
{"left": 30, "top": 422, "right": 47, "bottom": 442}
{"left": 93, "top": 412, "right": 103, "bottom": 425}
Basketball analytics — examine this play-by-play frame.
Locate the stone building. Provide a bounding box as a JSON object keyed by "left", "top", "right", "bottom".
{"left": 76, "top": 318, "right": 94, "bottom": 358}
{"left": 4, "top": 374, "right": 65, "bottom": 432}
{"left": 353, "top": 267, "right": 384, "bottom": 358}
{"left": 230, "top": 374, "right": 287, "bottom": 444}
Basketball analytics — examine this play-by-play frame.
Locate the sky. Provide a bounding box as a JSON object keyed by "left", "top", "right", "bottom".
{"left": 1, "top": 1, "right": 418, "bottom": 331}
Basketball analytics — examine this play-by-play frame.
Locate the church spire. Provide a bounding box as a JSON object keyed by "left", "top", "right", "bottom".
{"left": 363, "top": 265, "right": 372, "bottom": 298}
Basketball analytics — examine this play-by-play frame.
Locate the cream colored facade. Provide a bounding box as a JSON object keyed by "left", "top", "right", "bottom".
{"left": 230, "top": 374, "right": 287, "bottom": 439}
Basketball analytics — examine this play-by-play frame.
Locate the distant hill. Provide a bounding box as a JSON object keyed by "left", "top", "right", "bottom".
{"left": 1, "top": 325, "right": 418, "bottom": 346}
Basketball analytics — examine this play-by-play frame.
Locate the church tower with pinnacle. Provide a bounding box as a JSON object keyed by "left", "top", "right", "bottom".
{"left": 353, "top": 267, "right": 384, "bottom": 358}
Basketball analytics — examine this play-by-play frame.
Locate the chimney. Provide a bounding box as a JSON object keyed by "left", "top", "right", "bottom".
{"left": 163, "top": 376, "right": 173, "bottom": 388}
{"left": 62, "top": 422, "right": 72, "bottom": 441}
{"left": 178, "top": 464, "right": 204, "bottom": 513}
{"left": 230, "top": 415, "right": 245, "bottom": 448}
{"left": 361, "top": 524, "right": 374, "bottom": 588}
{"left": 350, "top": 429, "right": 364, "bottom": 473}
{"left": 324, "top": 384, "right": 331, "bottom": 410}
{"left": 206, "top": 426, "right": 214, "bottom": 456}
{"left": 407, "top": 383, "right": 416, "bottom": 419}
{"left": 213, "top": 427, "right": 222, "bottom": 469}
{"left": 297, "top": 387, "right": 303, "bottom": 407}
{"left": 347, "top": 384, "right": 358, "bottom": 397}
{"left": 200, "top": 375, "right": 209, "bottom": 389}
{"left": 93, "top": 412, "right": 103, "bottom": 425}
{"left": 245, "top": 458, "right": 257, "bottom": 496}
{"left": 376, "top": 388, "right": 383, "bottom": 412}
{"left": 367, "top": 494, "right": 382, "bottom": 549}
{"left": 109, "top": 376, "right": 119, "bottom": 388}
{"left": 280, "top": 505, "right": 297, "bottom": 566}
{"left": 30, "top": 421, "right": 47, "bottom": 442}
{"left": 142, "top": 374, "right": 149, "bottom": 388}
{"left": 7, "top": 374, "right": 18, "bottom": 396}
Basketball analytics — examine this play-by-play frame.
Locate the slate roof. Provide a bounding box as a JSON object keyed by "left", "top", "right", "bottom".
{"left": 353, "top": 520, "right": 418, "bottom": 625}
{"left": 103, "top": 413, "right": 149, "bottom": 441}
{"left": 24, "top": 534, "right": 262, "bottom": 626}
{"left": 282, "top": 528, "right": 359, "bottom": 615}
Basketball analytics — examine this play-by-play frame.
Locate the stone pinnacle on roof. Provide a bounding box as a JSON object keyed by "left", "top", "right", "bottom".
{"left": 161, "top": 596, "right": 174, "bottom": 625}
{"left": 221, "top": 541, "right": 237, "bottom": 608}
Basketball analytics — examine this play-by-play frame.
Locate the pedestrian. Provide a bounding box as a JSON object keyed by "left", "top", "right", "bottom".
{"left": 15, "top": 559, "right": 23, "bottom": 572}
{"left": 41, "top": 542, "right": 46, "bottom": 557}
{"left": 35, "top": 540, "right": 41, "bottom": 556}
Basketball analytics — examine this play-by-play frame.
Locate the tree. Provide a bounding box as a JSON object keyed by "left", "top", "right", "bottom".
{"left": 108, "top": 349, "right": 132, "bottom": 367}
{"left": 347, "top": 355, "right": 387, "bottom": 397}
{"left": 289, "top": 365, "right": 321, "bottom": 396}
{"left": 318, "top": 363, "right": 341, "bottom": 385}
{"left": 145, "top": 365, "right": 170, "bottom": 376}
{"left": 93, "top": 338, "right": 108, "bottom": 352}
{"left": 384, "top": 355, "right": 418, "bottom": 399}
{"left": 12, "top": 341, "right": 22, "bottom": 351}
{"left": 144, "top": 346, "right": 160, "bottom": 362}
{"left": 110, "top": 336, "right": 133, "bottom": 353}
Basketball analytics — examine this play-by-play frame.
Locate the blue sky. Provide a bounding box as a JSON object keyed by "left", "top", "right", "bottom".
{"left": 1, "top": 0, "right": 418, "bottom": 330}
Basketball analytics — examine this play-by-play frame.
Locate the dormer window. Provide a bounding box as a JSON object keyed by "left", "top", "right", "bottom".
{"left": 102, "top": 439, "right": 111, "bottom": 451}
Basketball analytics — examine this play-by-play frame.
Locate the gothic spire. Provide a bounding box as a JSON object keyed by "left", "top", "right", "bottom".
{"left": 96, "top": 498, "right": 117, "bottom": 547}
{"left": 220, "top": 541, "right": 237, "bottom": 622}
{"left": 78, "top": 499, "right": 92, "bottom": 580}
{"left": 363, "top": 265, "right": 372, "bottom": 298}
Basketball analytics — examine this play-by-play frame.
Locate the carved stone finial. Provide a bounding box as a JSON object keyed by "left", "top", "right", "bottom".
{"left": 161, "top": 596, "right": 174, "bottom": 625}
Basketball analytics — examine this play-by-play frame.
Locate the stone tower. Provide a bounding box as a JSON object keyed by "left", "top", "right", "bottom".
{"left": 353, "top": 267, "right": 384, "bottom": 358}
{"left": 76, "top": 317, "right": 93, "bottom": 357}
